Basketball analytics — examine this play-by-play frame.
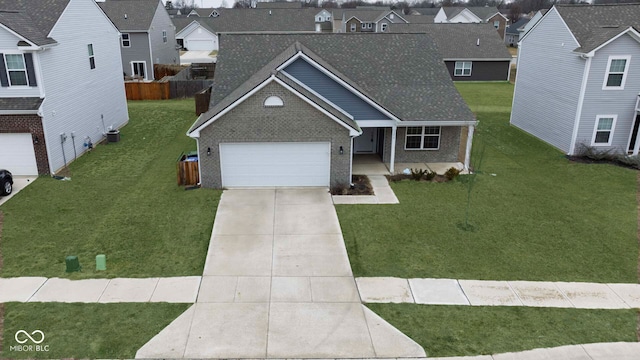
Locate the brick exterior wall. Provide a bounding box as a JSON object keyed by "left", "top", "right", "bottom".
{"left": 383, "top": 125, "right": 461, "bottom": 163}
{"left": 0, "top": 114, "right": 50, "bottom": 174}
{"left": 197, "top": 82, "right": 352, "bottom": 188}
{"left": 488, "top": 13, "right": 507, "bottom": 40}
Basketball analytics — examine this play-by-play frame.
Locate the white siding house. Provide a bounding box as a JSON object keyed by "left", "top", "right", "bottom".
{"left": 0, "top": 0, "right": 128, "bottom": 175}
{"left": 511, "top": 4, "right": 640, "bottom": 156}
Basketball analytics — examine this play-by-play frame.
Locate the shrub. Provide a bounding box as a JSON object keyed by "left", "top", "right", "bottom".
{"left": 615, "top": 154, "right": 640, "bottom": 169}
{"left": 330, "top": 183, "right": 349, "bottom": 195}
{"left": 410, "top": 168, "right": 428, "bottom": 181}
{"left": 445, "top": 167, "right": 461, "bottom": 180}
{"left": 425, "top": 171, "right": 436, "bottom": 181}
{"left": 576, "top": 143, "right": 617, "bottom": 161}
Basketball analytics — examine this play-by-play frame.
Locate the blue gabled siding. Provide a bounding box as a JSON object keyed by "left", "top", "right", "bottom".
{"left": 283, "top": 58, "right": 390, "bottom": 120}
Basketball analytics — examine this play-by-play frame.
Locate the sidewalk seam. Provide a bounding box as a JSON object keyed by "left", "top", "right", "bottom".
{"left": 26, "top": 278, "right": 49, "bottom": 302}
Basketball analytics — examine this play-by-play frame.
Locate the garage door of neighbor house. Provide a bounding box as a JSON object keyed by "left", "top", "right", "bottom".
{"left": 0, "top": 133, "right": 38, "bottom": 175}
{"left": 187, "top": 39, "right": 214, "bottom": 51}
{"left": 219, "top": 142, "right": 331, "bottom": 187}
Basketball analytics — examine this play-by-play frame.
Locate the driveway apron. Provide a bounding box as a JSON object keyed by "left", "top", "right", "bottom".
{"left": 136, "top": 188, "right": 425, "bottom": 359}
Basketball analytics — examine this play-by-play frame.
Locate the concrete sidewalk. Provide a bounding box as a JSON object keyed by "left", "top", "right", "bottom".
{"left": 0, "top": 276, "right": 201, "bottom": 303}
{"left": 356, "top": 277, "right": 640, "bottom": 309}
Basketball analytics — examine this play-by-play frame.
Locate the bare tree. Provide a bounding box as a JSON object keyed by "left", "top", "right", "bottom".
{"left": 173, "top": 0, "right": 197, "bottom": 13}
{"left": 233, "top": 0, "right": 252, "bottom": 8}
{"left": 509, "top": 3, "right": 522, "bottom": 21}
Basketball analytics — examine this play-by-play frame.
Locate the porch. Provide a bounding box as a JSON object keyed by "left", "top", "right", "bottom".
{"left": 352, "top": 154, "right": 465, "bottom": 176}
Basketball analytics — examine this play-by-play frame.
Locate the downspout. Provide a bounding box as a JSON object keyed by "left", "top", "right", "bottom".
{"left": 349, "top": 136, "right": 354, "bottom": 184}
{"left": 147, "top": 31, "right": 155, "bottom": 80}
{"left": 568, "top": 53, "right": 593, "bottom": 155}
{"left": 196, "top": 137, "right": 202, "bottom": 186}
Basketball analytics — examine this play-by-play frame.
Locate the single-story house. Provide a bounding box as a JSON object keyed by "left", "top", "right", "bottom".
{"left": 389, "top": 23, "right": 512, "bottom": 81}
{"left": 187, "top": 33, "right": 476, "bottom": 188}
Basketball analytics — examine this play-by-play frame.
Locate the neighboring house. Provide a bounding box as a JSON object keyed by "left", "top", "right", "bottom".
{"left": 173, "top": 8, "right": 319, "bottom": 53}
{"left": 174, "top": 19, "right": 218, "bottom": 51}
{"left": 314, "top": 9, "right": 333, "bottom": 32}
{"left": 519, "top": 9, "right": 547, "bottom": 39}
{"left": 412, "top": 7, "right": 441, "bottom": 16}
{"left": 187, "top": 33, "right": 476, "bottom": 188}
{"left": 255, "top": 1, "right": 302, "bottom": 8}
{"left": 511, "top": 4, "right": 640, "bottom": 156}
{"left": 389, "top": 23, "right": 512, "bottom": 81}
{"left": 187, "top": 7, "right": 218, "bottom": 17}
{"left": 99, "top": 0, "right": 179, "bottom": 80}
{"left": 505, "top": 17, "right": 529, "bottom": 47}
{"left": 0, "top": 0, "right": 128, "bottom": 175}
{"left": 434, "top": 6, "right": 508, "bottom": 39}
{"left": 342, "top": 9, "right": 408, "bottom": 33}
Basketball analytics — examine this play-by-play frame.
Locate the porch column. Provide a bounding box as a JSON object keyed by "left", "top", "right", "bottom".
{"left": 634, "top": 115, "right": 640, "bottom": 156}
{"left": 390, "top": 124, "right": 397, "bottom": 174}
{"left": 464, "top": 124, "right": 475, "bottom": 172}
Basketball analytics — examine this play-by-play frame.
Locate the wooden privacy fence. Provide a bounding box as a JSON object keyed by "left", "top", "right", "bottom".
{"left": 125, "top": 82, "right": 170, "bottom": 100}
{"left": 170, "top": 79, "right": 213, "bottom": 99}
{"left": 177, "top": 152, "right": 199, "bottom": 186}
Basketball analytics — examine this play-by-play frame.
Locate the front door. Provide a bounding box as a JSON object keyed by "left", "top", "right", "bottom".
{"left": 354, "top": 128, "right": 378, "bottom": 153}
{"left": 132, "top": 61, "right": 146, "bottom": 79}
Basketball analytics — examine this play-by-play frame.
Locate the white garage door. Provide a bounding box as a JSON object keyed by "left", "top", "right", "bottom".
{"left": 220, "top": 142, "right": 331, "bottom": 187}
{"left": 0, "top": 133, "right": 38, "bottom": 175}
{"left": 187, "top": 39, "right": 214, "bottom": 51}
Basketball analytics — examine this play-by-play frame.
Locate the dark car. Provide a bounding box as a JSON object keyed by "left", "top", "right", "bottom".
{"left": 0, "top": 170, "right": 13, "bottom": 196}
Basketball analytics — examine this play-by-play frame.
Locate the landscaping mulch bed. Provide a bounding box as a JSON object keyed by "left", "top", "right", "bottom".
{"left": 386, "top": 174, "right": 450, "bottom": 183}
{"left": 331, "top": 175, "right": 373, "bottom": 195}
{"left": 567, "top": 155, "right": 639, "bottom": 170}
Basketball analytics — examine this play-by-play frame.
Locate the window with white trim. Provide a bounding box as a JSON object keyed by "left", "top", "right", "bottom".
{"left": 121, "top": 33, "right": 130, "bottom": 47}
{"left": 454, "top": 61, "right": 472, "bottom": 76}
{"left": 405, "top": 126, "right": 441, "bottom": 150}
{"left": 493, "top": 20, "right": 500, "bottom": 29}
{"left": 592, "top": 115, "right": 617, "bottom": 146}
{"left": 4, "top": 54, "right": 27, "bottom": 86}
{"left": 603, "top": 56, "right": 630, "bottom": 89}
{"left": 350, "top": 23, "right": 356, "bottom": 32}
{"left": 132, "top": 61, "right": 146, "bottom": 79}
{"left": 88, "top": 44, "right": 95, "bottom": 69}
{"left": 381, "top": 23, "right": 388, "bottom": 32}
{"left": 162, "top": 30, "right": 168, "bottom": 43}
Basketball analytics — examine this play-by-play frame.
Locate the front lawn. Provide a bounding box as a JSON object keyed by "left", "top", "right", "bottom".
{"left": 2, "top": 303, "right": 189, "bottom": 359}
{"left": 368, "top": 304, "right": 637, "bottom": 357}
{"left": 338, "top": 83, "right": 638, "bottom": 283}
{"left": 0, "top": 99, "right": 221, "bottom": 278}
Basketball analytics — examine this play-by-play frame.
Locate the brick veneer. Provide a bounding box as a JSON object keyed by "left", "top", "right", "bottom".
{"left": 197, "top": 82, "right": 352, "bottom": 188}
{"left": 0, "top": 114, "right": 50, "bottom": 174}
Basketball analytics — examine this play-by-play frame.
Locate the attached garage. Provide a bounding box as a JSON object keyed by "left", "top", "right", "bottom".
{"left": 219, "top": 142, "right": 331, "bottom": 187}
{"left": 186, "top": 39, "right": 215, "bottom": 51}
{"left": 0, "top": 133, "right": 38, "bottom": 175}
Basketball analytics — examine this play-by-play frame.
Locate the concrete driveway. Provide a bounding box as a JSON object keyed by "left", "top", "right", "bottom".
{"left": 0, "top": 176, "right": 37, "bottom": 207}
{"left": 137, "top": 188, "right": 425, "bottom": 359}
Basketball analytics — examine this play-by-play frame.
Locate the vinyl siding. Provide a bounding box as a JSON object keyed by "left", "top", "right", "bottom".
{"left": 574, "top": 34, "right": 640, "bottom": 154}
{"left": 446, "top": 60, "right": 509, "bottom": 81}
{"left": 0, "top": 28, "right": 41, "bottom": 98}
{"left": 148, "top": 1, "right": 179, "bottom": 68}
{"left": 39, "top": 0, "right": 128, "bottom": 173}
{"left": 121, "top": 32, "right": 152, "bottom": 78}
{"left": 283, "top": 58, "right": 390, "bottom": 120}
{"left": 510, "top": 8, "right": 584, "bottom": 154}
{"left": 183, "top": 26, "right": 218, "bottom": 51}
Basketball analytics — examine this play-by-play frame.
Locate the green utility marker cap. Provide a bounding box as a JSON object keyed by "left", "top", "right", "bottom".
{"left": 65, "top": 256, "right": 81, "bottom": 272}
{"left": 96, "top": 254, "right": 106, "bottom": 271}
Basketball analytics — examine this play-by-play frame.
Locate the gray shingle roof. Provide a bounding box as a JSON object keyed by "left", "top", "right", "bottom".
{"left": 0, "top": 0, "right": 69, "bottom": 46}
{"left": 388, "top": 23, "right": 511, "bottom": 60}
{"left": 194, "top": 33, "right": 474, "bottom": 129}
{"left": 98, "top": 0, "right": 160, "bottom": 31}
{"left": 413, "top": 7, "right": 440, "bottom": 16}
{"left": 255, "top": 2, "right": 302, "bottom": 9}
{"left": 555, "top": 4, "right": 640, "bottom": 53}
{"left": 506, "top": 17, "right": 529, "bottom": 35}
{"left": 0, "top": 97, "right": 43, "bottom": 111}
{"left": 443, "top": 6, "right": 500, "bottom": 21}
{"left": 174, "top": 8, "right": 317, "bottom": 33}
{"left": 403, "top": 15, "right": 435, "bottom": 24}
{"left": 343, "top": 10, "right": 384, "bottom": 22}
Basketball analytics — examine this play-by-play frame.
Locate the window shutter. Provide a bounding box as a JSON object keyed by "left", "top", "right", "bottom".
{"left": 24, "top": 53, "right": 37, "bottom": 87}
{"left": 0, "top": 54, "right": 8, "bottom": 87}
